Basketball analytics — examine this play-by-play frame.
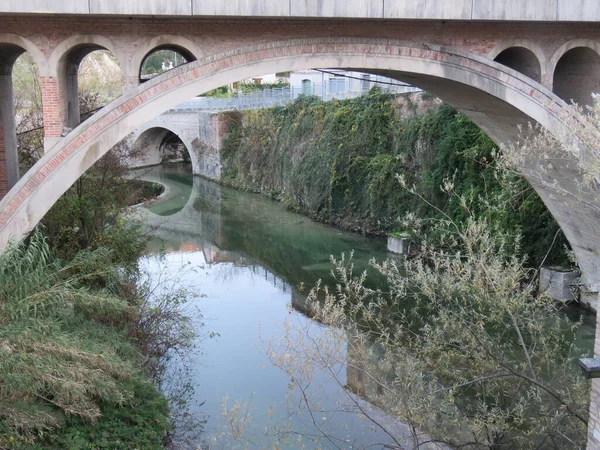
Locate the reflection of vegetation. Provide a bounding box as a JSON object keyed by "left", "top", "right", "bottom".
{"left": 220, "top": 88, "right": 570, "bottom": 268}
{"left": 261, "top": 217, "right": 590, "bottom": 449}
{"left": 209, "top": 180, "right": 387, "bottom": 291}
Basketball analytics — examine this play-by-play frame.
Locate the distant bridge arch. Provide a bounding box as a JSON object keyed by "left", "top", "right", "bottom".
{"left": 130, "top": 124, "right": 198, "bottom": 174}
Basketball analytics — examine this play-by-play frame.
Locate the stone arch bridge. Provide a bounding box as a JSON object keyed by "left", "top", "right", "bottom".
{"left": 2, "top": 3, "right": 600, "bottom": 446}
{"left": 126, "top": 110, "right": 223, "bottom": 181}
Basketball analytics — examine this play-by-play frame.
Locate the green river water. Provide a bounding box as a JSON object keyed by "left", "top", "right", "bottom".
{"left": 132, "top": 162, "right": 595, "bottom": 450}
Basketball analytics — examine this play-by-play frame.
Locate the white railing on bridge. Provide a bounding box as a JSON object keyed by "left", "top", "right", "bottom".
{"left": 172, "top": 82, "right": 421, "bottom": 112}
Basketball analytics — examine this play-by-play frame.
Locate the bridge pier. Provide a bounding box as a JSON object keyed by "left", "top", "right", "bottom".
{"left": 0, "top": 74, "right": 19, "bottom": 197}
{"left": 40, "top": 75, "right": 66, "bottom": 152}
{"left": 590, "top": 303, "right": 600, "bottom": 449}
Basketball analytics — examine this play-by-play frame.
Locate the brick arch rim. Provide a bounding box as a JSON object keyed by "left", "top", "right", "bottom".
{"left": 0, "top": 33, "right": 46, "bottom": 75}
{"left": 47, "top": 34, "right": 127, "bottom": 77}
{"left": 0, "top": 38, "right": 589, "bottom": 254}
{"left": 130, "top": 35, "right": 204, "bottom": 81}
{"left": 132, "top": 125, "right": 199, "bottom": 174}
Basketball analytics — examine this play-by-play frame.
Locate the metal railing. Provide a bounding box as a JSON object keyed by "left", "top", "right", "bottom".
{"left": 172, "top": 82, "right": 421, "bottom": 112}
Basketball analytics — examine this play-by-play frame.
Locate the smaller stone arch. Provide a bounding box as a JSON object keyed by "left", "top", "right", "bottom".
{"left": 550, "top": 39, "right": 600, "bottom": 106}
{"left": 131, "top": 35, "right": 202, "bottom": 83}
{"left": 488, "top": 40, "right": 545, "bottom": 85}
{"left": 130, "top": 125, "right": 199, "bottom": 175}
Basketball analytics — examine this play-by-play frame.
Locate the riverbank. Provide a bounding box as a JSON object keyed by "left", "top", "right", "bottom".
{"left": 219, "top": 89, "right": 571, "bottom": 269}
{"left": 0, "top": 156, "right": 190, "bottom": 449}
{"left": 0, "top": 231, "right": 180, "bottom": 450}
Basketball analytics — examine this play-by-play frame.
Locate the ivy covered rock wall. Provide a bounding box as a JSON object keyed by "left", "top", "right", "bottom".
{"left": 219, "top": 88, "right": 569, "bottom": 267}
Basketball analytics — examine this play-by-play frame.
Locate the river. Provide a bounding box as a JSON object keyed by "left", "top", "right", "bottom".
{"left": 131, "top": 162, "right": 595, "bottom": 450}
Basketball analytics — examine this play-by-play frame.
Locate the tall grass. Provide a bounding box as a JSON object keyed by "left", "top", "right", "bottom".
{"left": 0, "top": 230, "right": 155, "bottom": 445}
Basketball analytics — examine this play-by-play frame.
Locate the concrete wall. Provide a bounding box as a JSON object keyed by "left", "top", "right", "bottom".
{"left": 3, "top": 0, "right": 600, "bottom": 21}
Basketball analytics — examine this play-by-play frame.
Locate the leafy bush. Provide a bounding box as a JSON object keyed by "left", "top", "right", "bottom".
{"left": 0, "top": 231, "right": 195, "bottom": 449}
{"left": 266, "top": 217, "right": 589, "bottom": 449}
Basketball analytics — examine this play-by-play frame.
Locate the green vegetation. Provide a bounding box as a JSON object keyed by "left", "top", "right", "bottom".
{"left": 220, "top": 88, "right": 570, "bottom": 267}
{"left": 141, "top": 49, "right": 186, "bottom": 76}
{"left": 6, "top": 49, "right": 195, "bottom": 450}
{"left": 41, "top": 141, "right": 149, "bottom": 265}
{"left": 266, "top": 216, "right": 589, "bottom": 449}
{"left": 0, "top": 232, "right": 174, "bottom": 449}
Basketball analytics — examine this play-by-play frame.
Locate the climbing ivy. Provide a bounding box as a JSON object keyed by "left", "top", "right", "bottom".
{"left": 220, "top": 88, "right": 569, "bottom": 267}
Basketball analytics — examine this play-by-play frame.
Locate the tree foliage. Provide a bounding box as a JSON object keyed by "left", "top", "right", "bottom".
{"left": 265, "top": 215, "right": 590, "bottom": 449}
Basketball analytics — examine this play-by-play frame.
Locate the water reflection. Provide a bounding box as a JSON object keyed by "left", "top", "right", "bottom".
{"left": 136, "top": 163, "right": 595, "bottom": 449}
{"left": 136, "top": 164, "right": 413, "bottom": 449}
{"left": 131, "top": 163, "right": 193, "bottom": 216}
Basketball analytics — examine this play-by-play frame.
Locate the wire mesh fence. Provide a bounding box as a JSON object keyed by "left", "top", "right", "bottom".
{"left": 172, "top": 82, "right": 421, "bottom": 112}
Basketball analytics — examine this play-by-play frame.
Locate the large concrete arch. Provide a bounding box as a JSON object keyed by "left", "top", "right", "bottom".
{"left": 129, "top": 123, "right": 199, "bottom": 174}
{"left": 0, "top": 37, "right": 599, "bottom": 291}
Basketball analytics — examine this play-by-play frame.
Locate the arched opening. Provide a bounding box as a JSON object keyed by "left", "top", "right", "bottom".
{"left": 553, "top": 47, "right": 600, "bottom": 106}
{"left": 0, "top": 43, "right": 42, "bottom": 194}
{"left": 139, "top": 46, "right": 195, "bottom": 83}
{"left": 78, "top": 50, "right": 123, "bottom": 122}
{"left": 493, "top": 47, "right": 541, "bottom": 83}
{"left": 131, "top": 127, "right": 192, "bottom": 169}
{"left": 58, "top": 44, "right": 123, "bottom": 129}
{"left": 130, "top": 127, "right": 193, "bottom": 216}
{"left": 12, "top": 52, "right": 44, "bottom": 175}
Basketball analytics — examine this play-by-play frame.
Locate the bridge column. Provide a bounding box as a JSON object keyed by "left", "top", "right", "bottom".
{"left": 589, "top": 303, "right": 600, "bottom": 449}
{"left": 40, "top": 76, "right": 67, "bottom": 152}
{"left": 0, "top": 72, "right": 19, "bottom": 197}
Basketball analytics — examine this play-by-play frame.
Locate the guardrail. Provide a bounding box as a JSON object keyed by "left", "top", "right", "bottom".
{"left": 172, "top": 83, "right": 421, "bottom": 112}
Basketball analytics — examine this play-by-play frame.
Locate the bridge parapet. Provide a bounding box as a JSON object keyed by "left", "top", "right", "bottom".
{"left": 2, "top": 0, "right": 600, "bottom": 21}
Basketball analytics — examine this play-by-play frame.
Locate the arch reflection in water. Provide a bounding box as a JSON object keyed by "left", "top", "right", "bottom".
{"left": 131, "top": 162, "right": 194, "bottom": 217}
